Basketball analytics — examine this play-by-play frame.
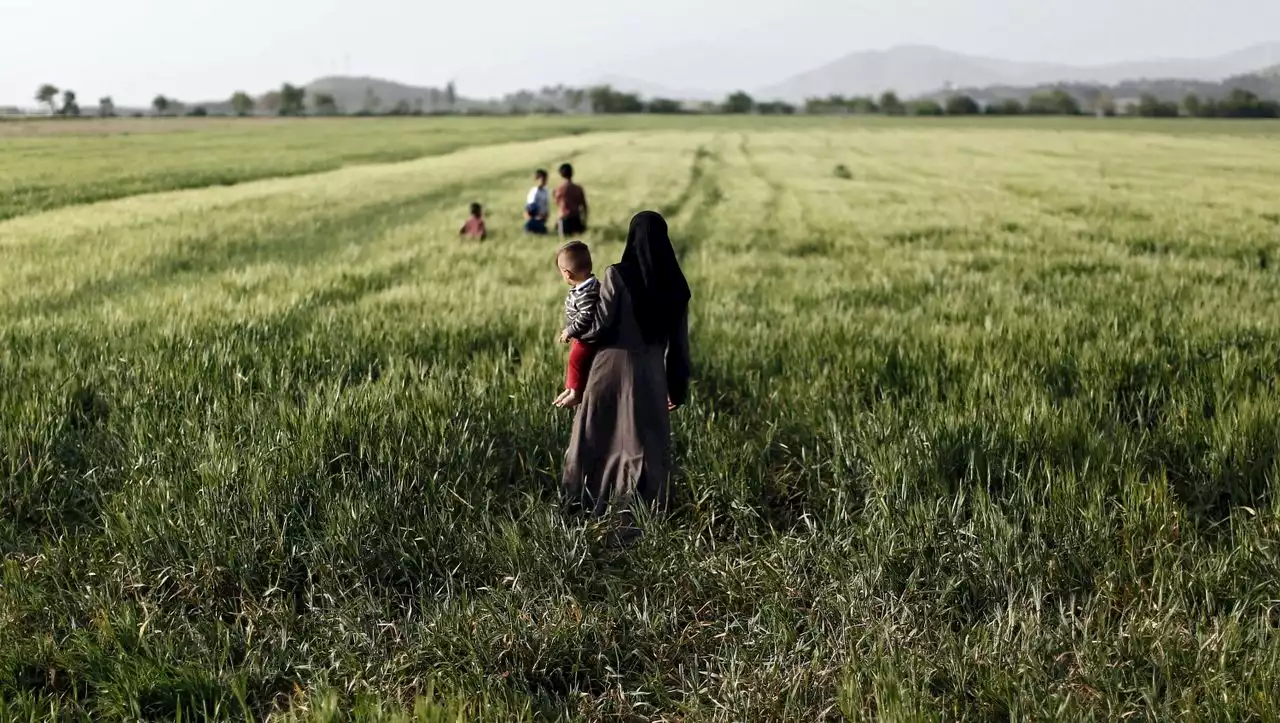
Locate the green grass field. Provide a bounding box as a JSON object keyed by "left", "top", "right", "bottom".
{"left": 3, "top": 116, "right": 1280, "bottom": 721}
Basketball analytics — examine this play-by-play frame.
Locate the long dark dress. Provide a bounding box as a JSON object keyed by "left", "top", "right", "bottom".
{"left": 562, "top": 265, "right": 690, "bottom": 516}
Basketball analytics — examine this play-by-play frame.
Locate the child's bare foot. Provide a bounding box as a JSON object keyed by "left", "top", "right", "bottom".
{"left": 554, "top": 388, "right": 582, "bottom": 408}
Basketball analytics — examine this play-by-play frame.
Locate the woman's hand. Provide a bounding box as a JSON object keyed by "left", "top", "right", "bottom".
{"left": 668, "top": 397, "right": 680, "bottom": 412}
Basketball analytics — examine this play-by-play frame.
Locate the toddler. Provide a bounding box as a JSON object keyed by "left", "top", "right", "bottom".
{"left": 459, "top": 202, "right": 487, "bottom": 240}
{"left": 553, "top": 240, "right": 599, "bottom": 408}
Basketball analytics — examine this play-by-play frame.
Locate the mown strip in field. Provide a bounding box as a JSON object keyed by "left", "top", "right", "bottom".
{"left": 0, "top": 117, "right": 597, "bottom": 221}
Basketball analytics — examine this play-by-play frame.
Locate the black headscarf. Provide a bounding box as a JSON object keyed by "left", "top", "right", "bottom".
{"left": 616, "top": 211, "right": 691, "bottom": 345}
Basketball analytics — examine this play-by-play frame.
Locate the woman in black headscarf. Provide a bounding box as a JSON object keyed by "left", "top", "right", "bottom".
{"left": 561, "top": 211, "right": 691, "bottom": 533}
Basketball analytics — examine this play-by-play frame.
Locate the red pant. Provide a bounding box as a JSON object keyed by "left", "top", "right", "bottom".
{"left": 565, "top": 340, "right": 595, "bottom": 391}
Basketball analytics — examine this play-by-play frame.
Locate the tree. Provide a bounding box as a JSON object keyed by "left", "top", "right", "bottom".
{"left": 389, "top": 99, "right": 412, "bottom": 116}
{"left": 36, "top": 84, "right": 59, "bottom": 114}
{"left": 804, "top": 97, "right": 834, "bottom": 114}
{"left": 187, "top": 106, "right": 208, "bottom": 117}
{"left": 445, "top": 81, "right": 457, "bottom": 110}
{"left": 505, "top": 90, "right": 534, "bottom": 115}
{"left": 230, "top": 91, "right": 255, "bottom": 117}
{"left": 59, "top": 89, "right": 80, "bottom": 117}
{"left": 849, "top": 96, "right": 879, "bottom": 114}
{"left": 824, "top": 94, "right": 850, "bottom": 113}
{"left": 1136, "top": 93, "right": 1179, "bottom": 118}
{"left": 1216, "top": 88, "right": 1280, "bottom": 118}
{"left": 910, "top": 99, "right": 945, "bottom": 116}
{"left": 1182, "top": 93, "right": 1203, "bottom": 117}
{"left": 616, "top": 92, "right": 644, "bottom": 113}
{"left": 944, "top": 94, "right": 980, "bottom": 115}
{"left": 804, "top": 96, "right": 834, "bottom": 114}
{"left": 647, "top": 98, "right": 683, "bottom": 114}
{"left": 757, "top": 101, "right": 796, "bottom": 115}
{"left": 723, "top": 91, "right": 756, "bottom": 114}
{"left": 564, "top": 88, "right": 587, "bottom": 113}
{"left": 587, "top": 85, "right": 609, "bottom": 113}
{"left": 587, "top": 86, "right": 643, "bottom": 114}
{"left": 278, "top": 83, "right": 306, "bottom": 116}
{"left": 1050, "top": 88, "right": 1081, "bottom": 115}
{"left": 1026, "top": 89, "right": 1081, "bottom": 115}
{"left": 313, "top": 92, "right": 340, "bottom": 116}
{"left": 152, "top": 94, "right": 171, "bottom": 116}
{"left": 255, "top": 91, "right": 280, "bottom": 115}
{"left": 878, "top": 91, "right": 905, "bottom": 115}
{"left": 805, "top": 94, "right": 877, "bottom": 115}
{"left": 985, "top": 98, "right": 1024, "bottom": 115}
{"left": 98, "top": 96, "right": 115, "bottom": 118}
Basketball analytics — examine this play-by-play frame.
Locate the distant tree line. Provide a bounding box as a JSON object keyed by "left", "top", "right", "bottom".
{"left": 24, "top": 75, "right": 1279, "bottom": 120}
{"left": 801, "top": 85, "right": 1277, "bottom": 119}
{"left": 939, "top": 71, "right": 1280, "bottom": 109}
{"left": 28, "top": 82, "right": 326, "bottom": 119}
{"left": 580, "top": 86, "right": 795, "bottom": 115}
{"left": 22, "top": 80, "right": 807, "bottom": 119}
{"left": 905, "top": 70, "right": 1280, "bottom": 119}
{"left": 1169, "top": 89, "right": 1279, "bottom": 118}
{"left": 801, "top": 90, "right": 1084, "bottom": 117}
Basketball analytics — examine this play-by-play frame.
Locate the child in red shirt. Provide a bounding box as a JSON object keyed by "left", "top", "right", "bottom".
{"left": 459, "top": 202, "right": 487, "bottom": 240}
{"left": 553, "top": 163, "right": 588, "bottom": 236}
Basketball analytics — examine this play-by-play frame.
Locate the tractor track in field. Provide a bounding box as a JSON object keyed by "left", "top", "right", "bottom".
{"left": 739, "top": 133, "right": 806, "bottom": 256}
{"left": 660, "top": 137, "right": 726, "bottom": 258}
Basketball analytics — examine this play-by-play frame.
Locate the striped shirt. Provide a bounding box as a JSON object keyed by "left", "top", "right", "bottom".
{"left": 563, "top": 276, "right": 600, "bottom": 339}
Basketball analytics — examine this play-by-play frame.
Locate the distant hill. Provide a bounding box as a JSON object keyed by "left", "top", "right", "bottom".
{"left": 756, "top": 42, "right": 1280, "bottom": 101}
{"left": 302, "top": 76, "right": 589, "bottom": 114}
{"left": 305, "top": 76, "right": 455, "bottom": 113}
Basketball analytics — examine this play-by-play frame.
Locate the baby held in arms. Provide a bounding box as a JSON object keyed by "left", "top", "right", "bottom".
{"left": 553, "top": 240, "right": 598, "bottom": 408}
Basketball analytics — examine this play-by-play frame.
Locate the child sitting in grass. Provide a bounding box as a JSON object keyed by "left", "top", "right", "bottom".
{"left": 459, "top": 202, "right": 487, "bottom": 240}
{"left": 553, "top": 240, "right": 599, "bottom": 408}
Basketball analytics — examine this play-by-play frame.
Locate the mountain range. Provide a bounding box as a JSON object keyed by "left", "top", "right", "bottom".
{"left": 100, "top": 42, "right": 1280, "bottom": 116}
{"left": 601, "top": 43, "right": 1280, "bottom": 102}
{"left": 291, "top": 43, "right": 1280, "bottom": 114}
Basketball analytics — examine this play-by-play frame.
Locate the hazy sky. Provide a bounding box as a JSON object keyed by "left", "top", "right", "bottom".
{"left": 3, "top": 0, "right": 1278, "bottom": 106}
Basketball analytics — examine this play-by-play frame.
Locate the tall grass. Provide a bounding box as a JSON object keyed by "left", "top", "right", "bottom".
{"left": 0, "top": 117, "right": 601, "bottom": 221}
{"left": 3, "top": 122, "right": 1280, "bottom": 720}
